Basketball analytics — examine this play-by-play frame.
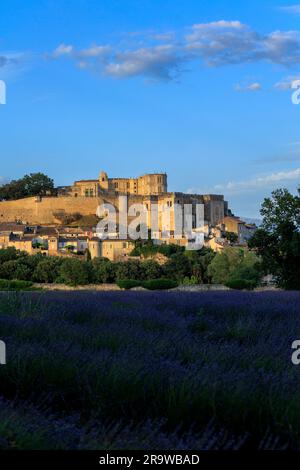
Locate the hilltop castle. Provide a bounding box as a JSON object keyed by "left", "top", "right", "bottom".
{"left": 55, "top": 170, "right": 228, "bottom": 228}
{"left": 0, "top": 170, "right": 256, "bottom": 260}
{"left": 71, "top": 171, "right": 168, "bottom": 197}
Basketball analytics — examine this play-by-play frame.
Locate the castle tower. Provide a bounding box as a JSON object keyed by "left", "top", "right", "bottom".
{"left": 48, "top": 237, "right": 58, "bottom": 255}
{"left": 88, "top": 238, "right": 102, "bottom": 259}
{"left": 99, "top": 171, "right": 109, "bottom": 191}
{"left": 138, "top": 173, "right": 167, "bottom": 195}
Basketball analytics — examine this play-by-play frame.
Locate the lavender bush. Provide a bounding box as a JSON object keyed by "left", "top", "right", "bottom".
{"left": 0, "top": 290, "right": 299, "bottom": 449}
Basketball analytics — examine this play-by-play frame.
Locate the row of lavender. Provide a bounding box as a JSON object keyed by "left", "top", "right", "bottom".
{"left": 0, "top": 290, "right": 299, "bottom": 449}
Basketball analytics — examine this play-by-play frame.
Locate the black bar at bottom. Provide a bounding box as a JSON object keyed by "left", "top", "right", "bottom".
{"left": 0, "top": 450, "right": 296, "bottom": 468}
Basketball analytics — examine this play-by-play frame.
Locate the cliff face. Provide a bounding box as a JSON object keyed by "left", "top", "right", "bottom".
{"left": 0, "top": 196, "right": 100, "bottom": 225}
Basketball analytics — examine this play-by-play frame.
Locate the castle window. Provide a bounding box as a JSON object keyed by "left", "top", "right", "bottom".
{"left": 114, "top": 182, "right": 118, "bottom": 189}
{"left": 127, "top": 182, "right": 130, "bottom": 188}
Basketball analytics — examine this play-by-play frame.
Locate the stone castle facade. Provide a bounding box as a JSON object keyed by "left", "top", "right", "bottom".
{"left": 0, "top": 170, "right": 228, "bottom": 229}
{"left": 56, "top": 170, "right": 228, "bottom": 229}
{"left": 0, "top": 170, "right": 247, "bottom": 260}
{"left": 70, "top": 171, "right": 168, "bottom": 197}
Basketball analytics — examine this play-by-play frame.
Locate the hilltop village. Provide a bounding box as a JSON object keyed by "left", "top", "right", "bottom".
{"left": 0, "top": 171, "right": 256, "bottom": 261}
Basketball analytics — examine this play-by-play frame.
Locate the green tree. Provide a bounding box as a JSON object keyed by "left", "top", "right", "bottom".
{"left": 130, "top": 240, "right": 184, "bottom": 258}
{"left": 207, "top": 247, "right": 242, "bottom": 284}
{"left": 0, "top": 173, "right": 54, "bottom": 200}
{"left": 225, "top": 231, "right": 238, "bottom": 244}
{"left": 33, "top": 258, "right": 63, "bottom": 283}
{"left": 141, "top": 260, "right": 162, "bottom": 280}
{"left": 115, "top": 260, "right": 142, "bottom": 281}
{"left": 0, "top": 259, "right": 32, "bottom": 280}
{"left": 185, "top": 248, "right": 216, "bottom": 283}
{"left": 249, "top": 188, "right": 300, "bottom": 289}
{"left": 0, "top": 247, "right": 24, "bottom": 263}
{"left": 164, "top": 253, "right": 192, "bottom": 282}
{"left": 228, "top": 253, "right": 262, "bottom": 285}
{"left": 92, "top": 258, "right": 116, "bottom": 283}
{"left": 0, "top": 260, "right": 20, "bottom": 279}
{"left": 208, "top": 247, "right": 261, "bottom": 285}
{"left": 58, "top": 258, "right": 94, "bottom": 286}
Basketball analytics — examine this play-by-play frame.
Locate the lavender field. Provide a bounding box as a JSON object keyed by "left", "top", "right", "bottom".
{"left": 0, "top": 290, "right": 300, "bottom": 449}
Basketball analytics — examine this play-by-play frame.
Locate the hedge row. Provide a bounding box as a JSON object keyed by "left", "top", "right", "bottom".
{"left": 0, "top": 279, "right": 34, "bottom": 291}
{"left": 117, "top": 279, "right": 178, "bottom": 290}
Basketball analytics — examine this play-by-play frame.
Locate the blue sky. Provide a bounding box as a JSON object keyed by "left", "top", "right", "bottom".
{"left": 1, "top": 0, "right": 300, "bottom": 217}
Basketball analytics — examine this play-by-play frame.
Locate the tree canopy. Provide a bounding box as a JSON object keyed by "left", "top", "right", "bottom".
{"left": 248, "top": 187, "right": 300, "bottom": 289}
{"left": 207, "top": 246, "right": 261, "bottom": 286}
{"left": 0, "top": 173, "right": 54, "bottom": 200}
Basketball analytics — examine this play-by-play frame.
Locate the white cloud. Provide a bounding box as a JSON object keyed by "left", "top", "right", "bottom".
{"left": 0, "top": 52, "right": 24, "bottom": 80}
{"left": 0, "top": 53, "right": 22, "bottom": 69}
{"left": 0, "top": 56, "right": 9, "bottom": 68}
{"left": 104, "top": 44, "right": 185, "bottom": 80}
{"left": 255, "top": 142, "right": 300, "bottom": 164}
{"left": 247, "top": 82, "right": 262, "bottom": 91}
{"left": 151, "top": 32, "right": 175, "bottom": 41}
{"left": 288, "top": 141, "right": 300, "bottom": 146}
{"left": 52, "top": 44, "right": 74, "bottom": 58}
{"left": 187, "top": 168, "right": 300, "bottom": 196}
{"left": 279, "top": 5, "right": 300, "bottom": 15}
{"left": 214, "top": 168, "right": 300, "bottom": 193}
{"left": 274, "top": 75, "right": 300, "bottom": 89}
{"left": 77, "top": 45, "right": 111, "bottom": 58}
{"left": 235, "top": 82, "right": 262, "bottom": 91}
{"left": 186, "top": 20, "right": 246, "bottom": 42}
{"left": 49, "top": 20, "right": 300, "bottom": 81}
{"left": 185, "top": 23, "right": 300, "bottom": 67}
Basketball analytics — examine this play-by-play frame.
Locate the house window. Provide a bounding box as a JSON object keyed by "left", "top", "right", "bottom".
{"left": 123, "top": 242, "right": 127, "bottom": 248}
